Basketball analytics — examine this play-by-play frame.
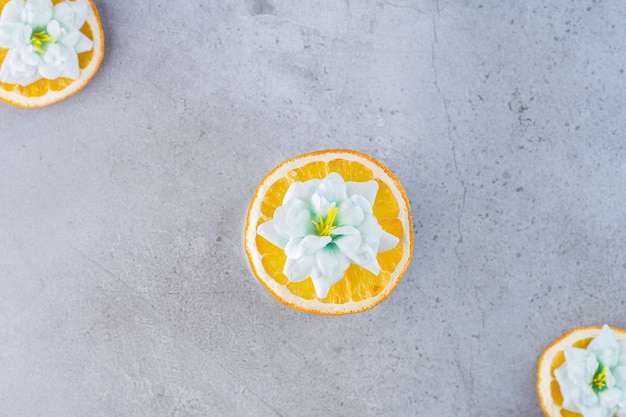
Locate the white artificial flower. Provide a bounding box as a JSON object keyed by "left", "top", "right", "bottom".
{"left": 554, "top": 325, "right": 626, "bottom": 417}
{"left": 258, "top": 172, "right": 399, "bottom": 299}
{"left": 0, "top": 0, "right": 93, "bottom": 86}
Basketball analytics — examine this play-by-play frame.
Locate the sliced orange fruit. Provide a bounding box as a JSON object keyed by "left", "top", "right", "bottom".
{"left": 537, "top": 326, "right": 626, "bottom": 417}
{"left": 0, "top": 0, "right": 104, "bottom": 108}
{"left": 244, "top": 149, "right": 413, "bottom": 315}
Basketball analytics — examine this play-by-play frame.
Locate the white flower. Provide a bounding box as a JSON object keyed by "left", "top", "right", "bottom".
{"left": 258, "top": 172, "right": 399, "bottom": 299}
{"left": 0, "top": 0, "right": 93, "bottom": 86}
{"left": 555, "top": 325, "right": 626, "bottom": 417}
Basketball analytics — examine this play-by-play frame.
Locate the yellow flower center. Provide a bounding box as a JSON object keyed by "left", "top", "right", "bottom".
{"left": 31, "top": 31, "right": 55, "bottom": 54}
{"left": 312, "top": 206, "right": 339, "bottom": 237}
{"left": 592, "top": 364, "right": 608, "bottom": 392}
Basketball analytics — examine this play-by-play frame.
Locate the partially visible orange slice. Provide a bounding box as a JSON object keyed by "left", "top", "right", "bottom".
{"left": 537, "top": 326, "right": 626, "bottom": 417}
{"left": 0, "top": 0, "right": 104, "bottom": 108}
{"left": 244, "top": 149, "right": 413, "bottom": 315}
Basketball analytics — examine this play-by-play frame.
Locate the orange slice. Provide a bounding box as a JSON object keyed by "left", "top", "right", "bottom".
{"left": 244, "top": 149, "right": 413, "bottom": 315}
{"left": 0, "top": 0, "right": 104, "bottom": 108}
{"left": 537, "top": 326, "right": 626, "bottom": 417}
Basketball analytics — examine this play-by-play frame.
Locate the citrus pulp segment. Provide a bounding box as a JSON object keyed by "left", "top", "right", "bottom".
{"left": 244, "top": 149, "right": 413, "bottom": 315}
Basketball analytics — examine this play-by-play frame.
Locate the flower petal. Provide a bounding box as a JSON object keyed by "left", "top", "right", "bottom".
{"left": 17, "top": 44, "right": 40, "bottom": 64}
{"left": 283, "top": 255, "right": 315, "bottom": 282}
{"left": 52, "top": 2, "right": 74, "bottom": 28}
{"left": 300, "top": 235, "right": 332, "bottom": 252}
{"left": 23, "top": 0, "right": 53, "bottom": 28}
{"left": 0, "top": 47, "right": 40, "bottom": 85}
{"left": 349, "top": 241, "right": 379, "bottom": 274}
{"left": 314, "top": 172, "right": 347, "bottom": 204}
{"left": 349, "top": 194, "right": 374, "bottom": 215}
{"left": 38, "top": 60, "right": 61, "bottom": 79}
{"left": 284, "top": 237, "right": 305, "bottom": 259}
{"left": 38, "top": 42, "right": 69, "bottom": 80}
{"left": 613, "top": 370, "right": 626, "bottom": 415}
{"left": 58, "top": 45, "right": 79, "bottom": 79}
{"left": 618, "top": 340, "right": 626, "bottom": 367}
{"left": 310, "top": 248, "right": 350, "bottom": 298}
{"left": 1, "top": 0, "right": 24, "bottom": 22}
{"left": 53, "top": 1, "right": 87, "bottom": 29}
{"left": 283, "top": 179, "right": 319, "bottom": 203}
{"left": 74, "top": 32, "right": 93, "bottom": 53}
{"left": 59, "top": 27, "right": 80, "bottom": 47}
{"left": 346, "top": 180, "right": 378, "bottom": 205}
{"left": 579, "top": 405, "right": 613, "bottom": 417}
{"left": 309, "top": 193, "right": 334, "bottom": 216}
{"left": 588, "top": 325, "right": 620, "bottom": 368}
{"left": 272, "top": 199, "right": 314, "bottom": 238}
{"left": 21, "top": 23, "right": 32, "bottom": 45}
{"left": 356, "top": 254, "right": 381, "bottom": 276}
{"left": 0, "top": 51, "right": 16, "bottom": 83}
{"left": 564, "top": 347, "right": 596, "bottom": 386}
{"left": 332, "top": 226, "right": 360, "bottom": 236}
{"left": 599, "top": 387, "right": 621, "bottom": 409}
{"left": 555, "top": 364, "right": 581, "bottom": 412}
{"left": 310, "top": 277, "right": 333, "bottom": 300}
{"left": 336, "top": 199, "right": 364, "bottom": 227}
{"left": 46, "top": 18, "right": 60, "bottom": 38}
{"left": 580, "top": 384, "right": 600, "bottom": 407}
{"left": 356, "top": 214, "right": 383, "bottom": 246}
{"left": 606, "top": 367, "right": 617, "bottom": 389}
{"left": 379, "top": 231, "right": 400, "bottom": 252}
{"left": 284, "top": 235, "right": 331, "bottom": 258}
{"left": 315, "top": 247, "right": 340, "bottom": 278}
{"left": 0, "top": 21, "right": 24, "bottom": 48}
{"left": 257, "top": 220, "right": 288, "bottom": 249}
{"left": 69, "top": 1, "right": 88, "bottom": 28}
{"left": 614, "top": 366, "right": 626, "bottom": 386}
{"left": 333, "top": 227, "right": 362, "bottom": 258}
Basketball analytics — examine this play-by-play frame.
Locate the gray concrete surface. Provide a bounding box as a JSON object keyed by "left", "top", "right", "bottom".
{"left": 1, "top": 0, "right": 625, "bottom": 416}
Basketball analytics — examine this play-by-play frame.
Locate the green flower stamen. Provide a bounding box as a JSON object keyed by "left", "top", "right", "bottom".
{"left": 31, "top": 31, "right": 54, "bottom": 53}
{"left": 312, "top": 206, "right": 339, "bottom": 237}
{"left": 591, "top": 363, "right": 608, "bottom": 392}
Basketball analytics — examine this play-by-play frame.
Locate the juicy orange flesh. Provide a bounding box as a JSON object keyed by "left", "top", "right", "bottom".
{"left": 549, "top": 338, "right": 607, "bottom": 417}
{"left": 561, "top": 408, "right": 585, "bottom": 417}
{"left": 255, "top": 158, "right": 404, "bottom": 304}
{"left": 0, "top": 0, "right": 95, "bottom": 97}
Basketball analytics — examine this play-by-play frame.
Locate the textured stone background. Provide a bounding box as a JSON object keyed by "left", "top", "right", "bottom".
{"left": 1, "top": 1, "right": 625, "bottom": 416}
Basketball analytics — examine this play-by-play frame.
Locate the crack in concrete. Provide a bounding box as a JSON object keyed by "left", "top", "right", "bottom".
{"left": 380, "top": 1, "right": 425, "bottom": 13}
{"left": 431, "top": 7, "right": 468, "bottom": 270}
